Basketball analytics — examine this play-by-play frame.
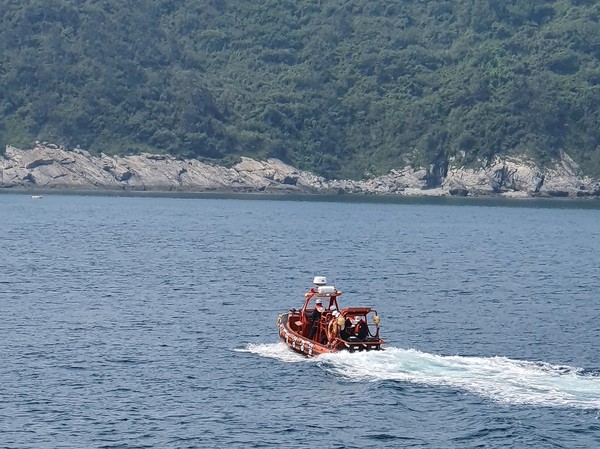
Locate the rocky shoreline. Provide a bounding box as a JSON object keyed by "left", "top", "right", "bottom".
{"left": 1, "top": 144, "right": 599, "bottom": 198}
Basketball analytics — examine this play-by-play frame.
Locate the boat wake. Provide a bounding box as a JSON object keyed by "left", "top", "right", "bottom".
{"left": 235, "top": 342, "right": 308, "bottom": 363}
{"left": 242, "top": 344, "right": 600, "bottom": 409}
{"left": 320, "top": 347, "right": 600, "bottom": 409}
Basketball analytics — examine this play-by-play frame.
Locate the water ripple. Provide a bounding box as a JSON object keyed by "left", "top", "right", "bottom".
{"left": 1, "top": 193, "right": 600, "bottom": 448}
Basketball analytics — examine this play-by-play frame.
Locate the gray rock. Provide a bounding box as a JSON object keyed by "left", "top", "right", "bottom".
{"left": 449, "top": 188, "right": 469, "bottom": 197}
{"left": 1, "top": 144, "right": 599, "bottom": 198}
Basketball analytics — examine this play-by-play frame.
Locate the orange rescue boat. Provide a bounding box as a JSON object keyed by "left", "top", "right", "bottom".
{"left": 278, "top": 276, "right": 384, "bottom": 357}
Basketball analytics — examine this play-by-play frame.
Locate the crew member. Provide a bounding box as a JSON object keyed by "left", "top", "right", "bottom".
{"left": 340, "top": 315, "right": 353, "bottom": 341}
{"left": 355, "top": 317, "right": 368, "bottom": 340}
{"left": 327, "top": 310, "right": 341, "bottom": 344}
{"left": 309, "top": 298, "right": 324, "bottom": 340}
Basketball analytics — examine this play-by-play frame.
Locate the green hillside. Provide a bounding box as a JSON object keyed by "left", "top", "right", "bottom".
{"left": 2, "top": 0, "right": 600, "bottom": 179}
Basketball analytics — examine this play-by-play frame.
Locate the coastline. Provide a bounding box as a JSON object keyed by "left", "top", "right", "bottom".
{"left": 3, "top": 187, "right": 600, "bottom": 211}
{"left": 1, "top": 144, "right": 599, "bottom": 200}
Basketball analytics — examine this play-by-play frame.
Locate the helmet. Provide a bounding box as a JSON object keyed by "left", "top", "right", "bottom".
{"left": 332, "top": 310, "right": 340, "bottom": 317}
{"left": 316, "top": 299, "right": 323, "bottom": 305}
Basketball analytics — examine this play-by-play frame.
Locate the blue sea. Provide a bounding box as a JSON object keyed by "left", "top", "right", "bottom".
{"left": 1, "top": 192, "right": 600, "bottom": 448}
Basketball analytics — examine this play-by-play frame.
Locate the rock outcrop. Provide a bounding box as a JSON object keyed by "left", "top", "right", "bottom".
{"left": 1, "top": 144, "right": 599, "bottom": 198}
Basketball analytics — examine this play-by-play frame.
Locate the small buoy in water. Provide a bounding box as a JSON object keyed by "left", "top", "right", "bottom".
{"left": 31, "top": 195, "right": 43, "bottom": 199}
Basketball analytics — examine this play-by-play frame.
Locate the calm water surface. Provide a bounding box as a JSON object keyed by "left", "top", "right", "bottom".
{"left": 1, "top": 193, "right": 600, "bottom": 448}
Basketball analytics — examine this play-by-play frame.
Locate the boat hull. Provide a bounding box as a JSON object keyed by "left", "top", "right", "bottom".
{"left": 278, "top": 312, "right": 383, "bottom": 357}
{"left": 278, "top": 313, "right": 331, "bottom": 357}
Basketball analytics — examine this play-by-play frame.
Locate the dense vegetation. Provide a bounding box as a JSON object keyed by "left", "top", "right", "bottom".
{"left": 2, "top": 0, "right": 600, "bottom": 179}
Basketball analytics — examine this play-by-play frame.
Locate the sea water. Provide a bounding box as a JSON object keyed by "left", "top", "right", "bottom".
{"left": 1, "top": 192, "right": 599, "bottom": 448}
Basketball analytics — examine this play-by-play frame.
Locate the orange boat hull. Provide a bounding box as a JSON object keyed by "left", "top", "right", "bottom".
{"left": 278, "top": 312, "right": 383, "bottom": 357}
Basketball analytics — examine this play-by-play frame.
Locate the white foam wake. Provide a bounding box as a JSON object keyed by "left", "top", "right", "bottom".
{"left": 240, "top": 344, "right": 600, "bottom": 409}
{"left": 318, "top": 347, "right": 600, "bottom": 409}
{"left": 235, "top": 342, "right": 309, "bottom": 363}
